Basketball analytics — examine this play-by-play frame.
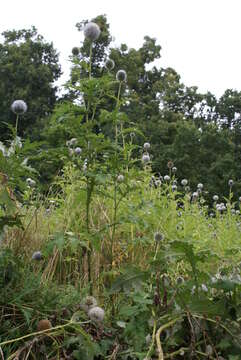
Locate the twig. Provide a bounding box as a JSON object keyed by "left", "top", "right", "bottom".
{"left": 156, "top": 317, "right": 181, "bottom": 360}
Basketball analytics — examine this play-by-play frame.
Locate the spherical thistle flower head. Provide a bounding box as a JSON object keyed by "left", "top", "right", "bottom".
{"left": 32, "top": 251, "right": 42, "bottom": 261}
{"left": 164, "top": 175, "right": 170, "bottom": 182}
{"left": 104, "top": 58, "right": 115, "bottom": 71}
{"left": 181, "top": 179, "right": 188, "bottom": 186}
{"left": 88, "top": 306, "right": 105, "bottom": 323}
{"left": 83, "top": 22, "right": 101, "bottom": 42}
{"left": 167, "top": 160, "right": 174, "bottom": 169}
{"left": 72, "top": 47, "right": 80, "bottom": 56}
{"left": 205, "top": 345, "right": 213, "bottom": 356}
{"left": 116, "top": 69, "right": 127, "bottom": 82}
{"left": 74, "top": 147, "right": 82, "bottom": 155}
{"left": 176, "top": 276, "right": 184, "bottom": 285}
{"left": 192, "top": 191, "right": 199, "bottom": 199}
{"left": 26, "top": 178, "right": 36, "bottom": 187}
{"left": 154, "top": 232, "right": 164, "bottom": 242}
{"left": 69, "top": 138, "right": 78, "bottom": 147}
{"left": 143, "top": 142, "right": 150, "bottom": 150}
{"left": 228, "top": 179, "right": 234, "bottom": 187}
{"left": 117, "top": 174, "right": 124, "bottom": 183}
{"left": 172, "top": 184, "right": 177, "bottom": 192}
{"left": 213, "top": 195, "right": 219, "bottom": 201}
{"left": 145, "top": 334, "right": 152, "bottom": 345}
{"left": 11, "top": 100, "right": 27, "bottom": 115}
{"left": 197, "top": 183, "right": 203, "bottom": 190}
{"left": 142, "top": 153, "right": 150, "bottom": 164}
{"left": 172, "top": 166, "right": 177, "bottom": 173}
{"left": 80, "top": 296, "right": 98, "bottom": 313}
{"left": 37, "top": 319, "right": 52, "bottom": 332}
{"left": 155, "top": 179, "right": 162, "bottom": 187}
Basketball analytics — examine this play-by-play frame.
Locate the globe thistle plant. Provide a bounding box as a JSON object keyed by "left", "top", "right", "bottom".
{"left": 88, "top": 306, "right": 105, "bottom": 323}
{"left": 104, "top": 58, "right": 115, "bottom": 71}
{"left": 80, "top": 296, "right": 98, "bottom": 313}
{"left": 11, "top": 100, "right": 27, "bottom": 115}
{"left": 197, "top": 183, "right": 203, "bottom": 190}
{"left": 154, "top": 232, "right": 164, "bottom": 242}
{"left": 143, "top": 142, "right": 150, "bottom": 150}
{"left": 172, "top": 166, "right": 177, "bottom": 173}
{"left": 32, "top": 251, "right": 42, "bottom": 261}
{"left": 74, "top": 147, "right": 82, "bottom": 155}
{"left": 181, "top": 179, "right": 188, "bottom": 186}
{"left": 142, "top": 153, "right": 150, "bottom": 164}
{"left": 213, "top": 195, "right": 219, "bottom": 201}
{"left": 116, "top": 69, "right": 127, "bottom": 82}
{"left": 117, "top": 174, "right": 124, "bottom": 182}
{"left": 69, "top": 138, "right": 78, "bottom": 147}
{"left": 26, "top": 178, "right": 36, "bottom": 187}
{"left": 228, "top": 179, "right": 234, "bottom": 187}
{"left": 72, "top": 47, "right": 80, "bottom": 56}
{"left": 164, "top": 175, "right": 170, "bottom": 182}
{"left": 172, "top": 184, "right": 177, "bottom": 192}
{"left": 83, "top": 22, "right": 101, "bottom": 42}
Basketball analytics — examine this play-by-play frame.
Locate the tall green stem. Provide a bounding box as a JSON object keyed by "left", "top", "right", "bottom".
{"left": 115, "top": 81, "right": 122, "bottom": 147}
{"left": 15, "top": 115, "right": 19, "bottom": 136}
{"left": 86, "top": 43, "right": 93, "bottom": 123}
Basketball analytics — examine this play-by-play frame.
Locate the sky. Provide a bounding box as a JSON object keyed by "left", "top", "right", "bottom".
{"left": 1, "top": 0, "right": 241, "bottom": 98}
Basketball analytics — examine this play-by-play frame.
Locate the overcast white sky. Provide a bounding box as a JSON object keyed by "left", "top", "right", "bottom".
{"left": 1, "top": 0, "right": 241, "bottom": 98}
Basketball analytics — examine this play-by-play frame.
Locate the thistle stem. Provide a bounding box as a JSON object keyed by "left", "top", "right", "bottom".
{"left": 15, "top": 115, "right": 19, "bottom": 135}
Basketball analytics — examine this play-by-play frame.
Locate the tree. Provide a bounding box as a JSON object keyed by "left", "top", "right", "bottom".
{"left": 0, "top": 26, "right": 61, "bottom": 140}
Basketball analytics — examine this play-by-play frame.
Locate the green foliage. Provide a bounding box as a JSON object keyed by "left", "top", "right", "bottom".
{"left": 0, "top": 26, "right": 61, "bottom": 140}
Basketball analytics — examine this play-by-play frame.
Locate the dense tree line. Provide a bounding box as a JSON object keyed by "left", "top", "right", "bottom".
{"left": 1, "top": 15, "right": 241, "bottom": 200}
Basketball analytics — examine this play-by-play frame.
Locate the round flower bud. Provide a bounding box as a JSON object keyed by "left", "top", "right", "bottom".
{"left": 172, "top": 184, "right": 177, "bottom": 192}
{"left": 201, "top": 284, "right": 208, "bottom": 292}
{"left": 142, "top": 153, "right": 150, "bottom": 163}
{"left": 154, "top": 232, "right": 164, "bottom": 242}
{"left": 80, "top": 296, "right": 98, "bottom": 313}
{"left": 143, "top": 142, "right": 150, "bottom": 150}
{"left": 69, "top": 138, "right": 77, "bottom": 147}
{"left": 145, "top": 334, "right": 152, "bottom": 345}
{"left": 116, "top": 69, "right": 127, "bottom": 82}
{"left": 228, "top": 179, "right": 234, "bottom": 187}
{"left": 155, "top": 179, "right": 161, "bottom": 187}
{"left": 181, "top": 179, "right": 188, "bottom": 186}
{"left": 37, "top": 319, "right": 52, "bottom": 331}
{"left": 11, "top": 100, "right": 27, "bottom": 115}
{"left": 192, "top": 191, "right": 199, "bottom": 198}
{"left": 197, "top": 183, "right": 203, "bottom": 190}
{"left": 213, "top": 195, "right": 219, "bottom": 201}
{"left": 26, "top": 178, "right": 36, "bottom": 187}
{"left": 164, "top": 175, "right": 170, "bottom": 182}
{"left": 205, "top": 345, "right": 213, "bottom": 356}
{"left": 172, "top": 166, "right": 177, "bottom": 173}
{"left": 176, "top": 276, "right": 184, "bottom": 285}
{"left": 74, "top": 147, "right": 82, "bottom": 155}
{"left": 104, "top": 58, "right": 115, "bottom": 71}
{"left": 83, "top": 22, "right": 101, "bottom": 41}
{"left": 117, "top": 174, "right": 124, "bottom": 182}
{"left": 32, "top": 251, "right": 42, "bottom": 261}
{"left": 185, "top": 186, "right": 190, "bottom": 192}
{"left": 72, "top": 47, "right": 80, "bottom": 56}
{"left": 88, "top": 306, "right": 105, "bottom": 323}
{"left": 167, "top": 161, "right": 174, "bottom": 169}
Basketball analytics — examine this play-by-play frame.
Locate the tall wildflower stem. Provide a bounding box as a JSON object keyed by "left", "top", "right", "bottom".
{"left": 86, "top": 43, "right": 93, "bottom": 124}
{"left": 115, "top": 81, "right": 122, "bottom": 146}
{"left": 15, "top": 115, "right": 19, "bottom": 136}
{"left": 86, "top": 42, "right": 93, "bottom": 293}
